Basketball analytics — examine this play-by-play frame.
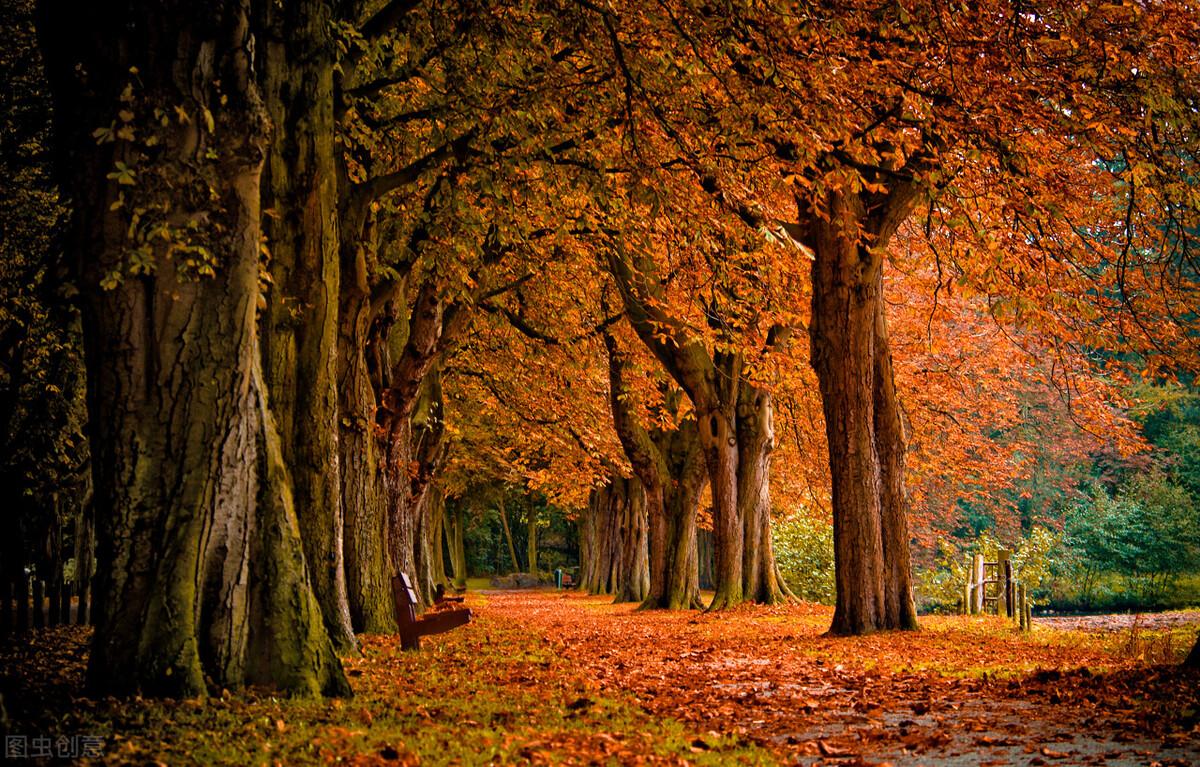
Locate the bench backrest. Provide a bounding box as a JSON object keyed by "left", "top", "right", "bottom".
{"left": 392, "top": 574, "right": 420, "bottom": 626}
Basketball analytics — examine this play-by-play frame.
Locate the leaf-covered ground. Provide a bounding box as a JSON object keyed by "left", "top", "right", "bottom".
{"left": 1, "top": 591, "right": 1198, "bottom": 765}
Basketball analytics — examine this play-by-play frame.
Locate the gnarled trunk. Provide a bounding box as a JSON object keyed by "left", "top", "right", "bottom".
{"left": 338, "top": 214, "right": 394, "bottom": 632}
{"left": 613, "top": 481, "right": 649, "bottom": 603}
{"left": 737, "top": 385, "right": 791, "bottom": 605}
{"left": 40, "top": 0, "right": 348, "bottom": 695}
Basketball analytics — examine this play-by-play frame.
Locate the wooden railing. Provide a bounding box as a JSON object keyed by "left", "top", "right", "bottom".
{"left": 964, "top": 550, "right": 1033, "bottom": 631}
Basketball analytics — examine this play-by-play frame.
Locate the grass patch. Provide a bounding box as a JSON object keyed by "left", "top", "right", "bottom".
{"left": 2, "top": 598, "right": 775, "bottom": 765}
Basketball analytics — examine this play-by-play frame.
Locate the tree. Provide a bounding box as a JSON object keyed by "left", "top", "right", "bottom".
{"left": 604, "top": 326, "right": 704, "bottom": 609}
{"left": 257, "top": 0, "right": 356, "bottom": 653}
{"left": 585, "top": 0, "right": 1200, "bottom": 633}
{"left": 38, "top": 0, "right": 347, "bottom": 696}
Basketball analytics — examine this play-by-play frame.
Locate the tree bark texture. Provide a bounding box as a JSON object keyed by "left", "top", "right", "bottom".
{"left": 336, "top": 212, "right": 394, "bottom": 632}
{"left": 737, "top": 384, "right": 793, "bottom": 605}
{"left": 579, "top": 477, "right": 642, "bottom": 595}
{"left": 39, "top": 0, "right": 348, "bottom": 695}
{"left": 804, "top": 188, "right": 918, "bottom": 635}
{"left": 257, "top": 0, "right": 354, "bottom": 651}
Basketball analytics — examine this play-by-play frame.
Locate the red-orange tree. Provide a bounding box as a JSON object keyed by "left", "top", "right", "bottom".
{"left": 581, "top": 0, "right": 1200, "bottom": 633}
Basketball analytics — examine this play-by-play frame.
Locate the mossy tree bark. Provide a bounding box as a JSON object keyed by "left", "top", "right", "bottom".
{"left": 257, "top": 0, "right": 355, "bottom": 652}
{"left": 39, "top": 0, "right": 348, "bottom": 696}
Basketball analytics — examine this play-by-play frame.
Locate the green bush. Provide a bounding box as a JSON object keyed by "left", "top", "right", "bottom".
{"left": 1060, "top": 472, "right": 1200, "bottom": 608}
{"left": 773, "top": 513, "right": 835, "bottom": 604}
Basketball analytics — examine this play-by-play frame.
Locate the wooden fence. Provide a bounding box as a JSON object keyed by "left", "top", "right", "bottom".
{"left": 964, "top": 549, "right": 1033, "bottom": 631}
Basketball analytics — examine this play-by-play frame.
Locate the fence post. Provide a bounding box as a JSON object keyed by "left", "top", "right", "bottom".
{"left": 997, "top": 550, "right": 1012, "bottom": 618}
{"left": 972, "top": 554, "right": 984, "bottom": 613}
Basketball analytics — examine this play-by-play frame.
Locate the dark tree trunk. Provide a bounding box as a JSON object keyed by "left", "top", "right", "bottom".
{"left": 1186, "top": 635, "right": 1200, "bottom": 668}
{"left": 257, "top": 0, "right": 355, "bottom": 652}
{"left": 805, "top": 189, "right": 917, "bottom": 635}
{"left": 39, "top": 0, "right": 348, "bottom": 695}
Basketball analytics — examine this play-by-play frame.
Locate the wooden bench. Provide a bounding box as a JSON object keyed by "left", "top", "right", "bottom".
{"left": 391, "top": 573, "right": 471, "bottom": 651}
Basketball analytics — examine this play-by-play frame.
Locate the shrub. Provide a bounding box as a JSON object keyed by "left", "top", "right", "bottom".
{"left": 773, "top": 513, "right": 835, "bottom": 604}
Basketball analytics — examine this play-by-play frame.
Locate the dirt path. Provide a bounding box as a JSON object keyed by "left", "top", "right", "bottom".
{"left": 1035, "top": 611, "right": 1200, "bottom": 633}
{"left": 493, "top": 591, "right": 1200, "bottom": 766}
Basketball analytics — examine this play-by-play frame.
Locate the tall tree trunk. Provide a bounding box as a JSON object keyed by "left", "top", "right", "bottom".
{"left": 39, "top": 0, "right": 348, "bottom": 695}
{"left": 337, "top": 238, "right": 393, "bottom": 632}
{"left": 427, "top": 491, "right": 449, "bottom": 591}
{"left": 737, "top": 385, "right": 791, "bottom": 604}
{"left": 446, "top": 502, "right": 467, "bottom": 589}
{"left": 580, "top": 479, "right": 626, "bottom": 595}
{"left": 497, "top": 497, "right": 520, "bottom": 573}
{"left": 526, "top": 506, "right": 539, "bottom": 576}
{"left": 410, "top": 366, "right": 447, "bottom": 602}
{"left": 578, "top": 489, "right": 600, "bottom": 591}
{"left": 872, "top": 285, "right": 919, "bottom": 630}
{"left": 806, "top": 190, "right": 915, "bottom": 635}
{"left": 699, "top": 404, "right": 744, "bottom": 610}
{"left": 613, "top": 479, "right": 649, "bottom": 603}
{"left": 602, "top": 335, "right": 667, "bottom": 606}
{"left": 257, "top": 0, "right": 354, "bottom": 651}
{"left": 643, "top": 420, "right": 705, "bottom": 610}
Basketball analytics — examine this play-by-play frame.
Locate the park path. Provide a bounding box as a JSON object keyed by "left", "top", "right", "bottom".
{"left": 486, "top": 590, "right": 1200, "bottom": 766}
